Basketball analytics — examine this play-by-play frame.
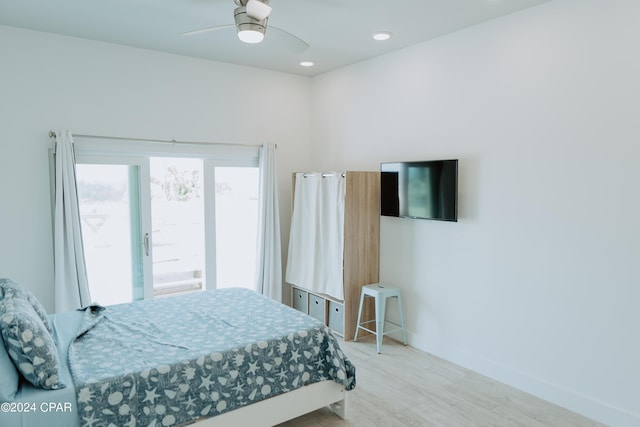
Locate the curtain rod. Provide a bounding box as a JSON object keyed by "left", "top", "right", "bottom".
{"left": 302, "top": 172, "right": 346, "bottom": 178}
{"left": 48, "top": 130, "right": 264, "bottom": 149}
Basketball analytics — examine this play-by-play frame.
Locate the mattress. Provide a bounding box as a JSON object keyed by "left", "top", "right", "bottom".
{"left": 2, "top": 288, "right": 355, "bottom": 427}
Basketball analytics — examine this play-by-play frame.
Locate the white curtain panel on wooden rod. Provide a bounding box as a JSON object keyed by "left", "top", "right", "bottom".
{"left": 255, "top": 143, "right": 283, "bottom": 301}
{"left": 286, "top": 172, "right": 345, "bottom": 300}
{"left": 53, "top": 130, "right": 91, "bottom": 312}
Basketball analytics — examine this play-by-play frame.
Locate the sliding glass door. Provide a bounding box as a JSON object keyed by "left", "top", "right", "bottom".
{"left": 75, "top": 159, "right": 151, "bottom": 305}
{"left": 75, "top": 149, "right": 259, "bottom": 306}
{"left": 150, "top": 157, "right": 206, "bottom": 296}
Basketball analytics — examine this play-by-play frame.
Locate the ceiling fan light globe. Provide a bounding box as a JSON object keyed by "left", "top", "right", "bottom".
{"left": 238, "top": 29, "right": 265, "bottom": 43}
{"left": 246, "top": 0, "right": 272, "bottom": 20}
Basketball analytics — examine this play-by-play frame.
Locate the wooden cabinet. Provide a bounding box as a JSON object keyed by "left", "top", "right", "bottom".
{"left": 288, "top": 171, "right": 378, "bottom": 340}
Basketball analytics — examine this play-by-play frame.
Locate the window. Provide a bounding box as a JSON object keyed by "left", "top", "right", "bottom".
{"left": 74, "top": 139, "right": 260, "bottom": 305}
{"left": 150, "top": 157, "right": 206, "bottom": 297}
{"left": 214, "top": 167, "right": 259, "bottom": 289}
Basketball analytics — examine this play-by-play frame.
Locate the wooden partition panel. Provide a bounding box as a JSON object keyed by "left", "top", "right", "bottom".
{"left": 343, "top": 171, "right": 379, "bottom": 340}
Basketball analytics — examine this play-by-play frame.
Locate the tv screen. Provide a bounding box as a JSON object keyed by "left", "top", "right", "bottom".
{"left": 381, "top": 160, "right": 458, "bottom": 221}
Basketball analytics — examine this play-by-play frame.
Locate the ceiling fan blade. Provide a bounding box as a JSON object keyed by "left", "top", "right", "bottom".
{"left": 182, "top": 24, "right": 235, "bottom": 36}
{"left": 268, "top": 26, "right": 309, "bottom": 52}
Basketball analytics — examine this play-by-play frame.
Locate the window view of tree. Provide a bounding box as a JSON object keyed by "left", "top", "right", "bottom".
{"left": 150, "top": 158, "right": 205, "bottom": 296}
{"left": 151, "top": 165, "right": 201, "bottom": 202}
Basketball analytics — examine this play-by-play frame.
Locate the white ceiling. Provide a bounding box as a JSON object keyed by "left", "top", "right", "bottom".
{"left": 0, "top": 0, "right": 550, "bottom": 76}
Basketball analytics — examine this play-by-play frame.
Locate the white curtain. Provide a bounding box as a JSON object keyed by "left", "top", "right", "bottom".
{"left": 285, "top": 172, "right": 345, "bottom": 300}
{"left": 255, "top": 144, "right": 283, "bottom": 301}
{"left": 53, "top": 131, "right": 91, "bottom": 312}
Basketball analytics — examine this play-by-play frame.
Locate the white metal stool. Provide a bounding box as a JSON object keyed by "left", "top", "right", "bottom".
{"left": 354, "top": 283, "right": 408, "bottom": 353}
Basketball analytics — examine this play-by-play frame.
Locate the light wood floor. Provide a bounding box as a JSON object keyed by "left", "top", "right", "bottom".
{"left": 278, "top": 335, "right": 606, "bottom": 427}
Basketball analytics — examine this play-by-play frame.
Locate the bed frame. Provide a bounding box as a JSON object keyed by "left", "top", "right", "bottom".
{"left": 194, "top": 380, "right": 348, "bottom": 426}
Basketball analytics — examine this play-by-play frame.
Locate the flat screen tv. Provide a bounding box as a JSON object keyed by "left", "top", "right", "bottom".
{"left": 380, "top": 159, "right": 458, "bottom": 221}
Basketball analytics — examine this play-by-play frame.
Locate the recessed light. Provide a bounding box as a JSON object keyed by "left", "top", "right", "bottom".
{"left": 372, "top": 31, "right": 392, "bottom": 41}
{"left": 300, "top": 60, "right": 315, "bottom": 67}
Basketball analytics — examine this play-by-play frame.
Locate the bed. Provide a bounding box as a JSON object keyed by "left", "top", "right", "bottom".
{"left": 0, "top": 282, "right": 355, "bottom": 427}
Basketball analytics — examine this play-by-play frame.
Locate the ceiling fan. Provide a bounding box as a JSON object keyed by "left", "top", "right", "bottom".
{"left": 183, "top": 0, "right": 309, "bottom": 52}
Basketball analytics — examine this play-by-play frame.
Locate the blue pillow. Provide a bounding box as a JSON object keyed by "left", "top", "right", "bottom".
{"left": 0, "top": 279, "right": 52, "bottom": 334}
{"left": 0, "top": 295, "right": 65, "bottom": 390}
{"left": 0, "top": 335, "right": 19, "bottom": 401}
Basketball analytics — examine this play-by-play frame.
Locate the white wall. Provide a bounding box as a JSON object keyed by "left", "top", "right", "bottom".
{"left": 310, "top": 0, "right": 639, "bottom": 426}
{"left": 0, "top": 25, "right": 313, "bottom": 311}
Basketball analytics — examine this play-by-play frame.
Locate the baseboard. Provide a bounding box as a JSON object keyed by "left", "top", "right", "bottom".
{"left": 407, "top": 331, "right": 639, "bottom": 427}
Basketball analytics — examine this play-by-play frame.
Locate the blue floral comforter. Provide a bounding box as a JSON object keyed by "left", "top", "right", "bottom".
{"left": 68, "top": 288, "right": 355, "bottom": 427}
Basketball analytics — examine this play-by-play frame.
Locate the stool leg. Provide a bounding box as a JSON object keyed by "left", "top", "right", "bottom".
{"left": 354, "top": 291, "right": 366, "bottom": 342}
{"left": 375, "top": 295, "right": 386, "bottom": 354}
{"left": 397, "top": 294, "right": 408, "bottom": 346}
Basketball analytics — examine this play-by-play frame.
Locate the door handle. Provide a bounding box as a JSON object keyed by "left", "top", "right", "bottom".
{"left": 144, "top": 233, "right": 150, "bottom": 256}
